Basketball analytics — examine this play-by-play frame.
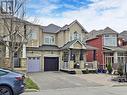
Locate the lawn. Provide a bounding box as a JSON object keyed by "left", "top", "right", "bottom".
{"left": 25, "top": 78, "right": 39, "bottom": 90}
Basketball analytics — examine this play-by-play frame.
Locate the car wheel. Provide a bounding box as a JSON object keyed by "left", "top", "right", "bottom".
{"left": 0, "top": 86, "right": 13, "bottom": 95}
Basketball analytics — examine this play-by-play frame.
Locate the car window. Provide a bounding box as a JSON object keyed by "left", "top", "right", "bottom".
{"left": 0, "top": 70, "right": 8, "bottom": 76}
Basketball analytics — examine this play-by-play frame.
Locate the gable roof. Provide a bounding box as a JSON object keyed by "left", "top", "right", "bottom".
{"left": 61, "top": 40, "right": 76, "bottom": 50}
{"left": 60, "top": 20, "right": 88, "bottom": 33}
{"left": 119, "top": 31, "right": 127, "bottom": 41}
{"left": 61, "top": 39, "right": 97, "bottom": 50}
{"left": 42, "top": 24, "right": 61, "bottom": 33}
{"left": 103, "top": 27, "right": 118, "bottom": 34}
{"left": 85, "top": 27, "right": 118, "bottom": 41}
{"left": 41, "top": 20, "right": 88, "bottom": 34}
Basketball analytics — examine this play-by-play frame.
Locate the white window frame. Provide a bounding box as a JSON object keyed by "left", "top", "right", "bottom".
{"left": 71, "top": 31, "right": 81, "bottom": 41}
{"left": 44, "top": 34, "right": 55, "bottom": 45}
{"left": 29, "top": 31, "right": 37, "bottom": 40}
{"left": 104, "top": 34, "right": 117, "bottom": 46}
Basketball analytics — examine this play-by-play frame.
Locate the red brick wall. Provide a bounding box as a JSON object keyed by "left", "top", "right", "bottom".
{"left": 86, "top": 36, "right": 104, "bottom": 67}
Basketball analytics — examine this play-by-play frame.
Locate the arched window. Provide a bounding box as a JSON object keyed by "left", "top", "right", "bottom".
{"left": 74, "top": 31, "right": 78, "bottom": 40}
{"left": 73, "top": 31, "right": 81, "bottom": 40}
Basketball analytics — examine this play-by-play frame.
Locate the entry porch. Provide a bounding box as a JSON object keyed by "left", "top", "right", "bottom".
{"left": 104, "top": 46, "right": 127, "bottom": 70}
{"left": 60, "top": 40, "right": 98, "bottom": 73}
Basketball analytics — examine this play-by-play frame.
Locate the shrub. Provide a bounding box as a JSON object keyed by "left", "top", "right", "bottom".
{"left": 107, "top": 63, "right": 112, "bottom": 74}
{"left": 117, "top": 64, "right": 123, "bottom": 76}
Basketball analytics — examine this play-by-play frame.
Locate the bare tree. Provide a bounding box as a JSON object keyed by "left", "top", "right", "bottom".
{"left": 0, "top": 0, "right": 31, "bottom": 70}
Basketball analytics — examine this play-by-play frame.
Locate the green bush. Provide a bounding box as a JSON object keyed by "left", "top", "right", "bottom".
{"left": 117, "top": 64, "right": 123, "bottom": 76}
{"left": 86, "top": 69, "right": 89, "bottom": 74}
{"left": 107, "top": 63, "right": 112, "bottom": 74}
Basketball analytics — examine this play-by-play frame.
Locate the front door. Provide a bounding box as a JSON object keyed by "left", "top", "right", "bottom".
{"left": 14, "top": 52, "right": 20, "bottom": 68}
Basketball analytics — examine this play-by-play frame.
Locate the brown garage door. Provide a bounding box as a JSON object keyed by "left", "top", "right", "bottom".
{"left": 44, "top": 57, "right": 59, "bottom": 71}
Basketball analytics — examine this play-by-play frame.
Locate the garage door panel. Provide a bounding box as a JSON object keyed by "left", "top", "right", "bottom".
{"left": 44, "top": 57, "right": 59, "bottom": 71}
{"left": 27, "top": 57, "right": 41, "bottom": 72}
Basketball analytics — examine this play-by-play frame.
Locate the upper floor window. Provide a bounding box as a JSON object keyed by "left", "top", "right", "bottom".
{"left": 44, "top": 35, "right": 55, "bottom": 45}
{"left": 71, "top": 31, "right": 81, "bottom": 41}
{"left": 104, "top": 34, "right": 117, "bottom": 46}
{"left": 29, "top": 31, "right": 37, "bottom": 40}
{"left": 1, "top": 1, "right": 13, "bottom": 14}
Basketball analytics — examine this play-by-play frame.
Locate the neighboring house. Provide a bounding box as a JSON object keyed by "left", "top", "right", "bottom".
{"left": 86, "top": 27, "right": 127, "bottom": 70}
{"left": 0, "top": 12, "right": 41, "bottom": 71}
{"left": 118, "top": 31, "right": 127, "bottom": 46}
{"left": 26, "top": 20, "right": 97, "bottom": 72}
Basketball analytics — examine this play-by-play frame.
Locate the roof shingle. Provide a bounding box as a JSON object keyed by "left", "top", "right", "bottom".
{"left": 43, "top": 24, "right": 61, "bottom": 33}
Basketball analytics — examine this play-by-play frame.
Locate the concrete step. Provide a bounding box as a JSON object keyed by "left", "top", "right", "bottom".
{"left": 75, "top": 69, "right": 82, "bottom": 74}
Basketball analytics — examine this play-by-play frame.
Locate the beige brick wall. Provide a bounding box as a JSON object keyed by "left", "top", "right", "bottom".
{"left": 56, "top": 22, "right": 87, "bottom": 47}
{"left": 27, "top": 50, "right": 61, "bottom": 71}
{"left": 27, "top": 25, "right": 41, "bottom": 47}
{"left": 57, "top": 31, "right": 65, "bottom": 47}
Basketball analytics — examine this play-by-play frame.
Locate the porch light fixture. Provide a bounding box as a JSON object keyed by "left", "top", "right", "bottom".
{"left": 86, "top": 63, "right": 88, "bottom": 68}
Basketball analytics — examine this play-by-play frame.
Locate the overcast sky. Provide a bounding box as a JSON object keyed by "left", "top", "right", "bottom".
{"left": 26, "top": 0, "right": 127, "bottom": 33}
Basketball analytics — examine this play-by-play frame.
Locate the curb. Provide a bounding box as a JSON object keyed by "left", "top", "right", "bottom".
{"left": 112, "top": 84, "right": 127, "bottom": 87}
{"left": 25, "top": 89, "right": 39, "bottom": 92}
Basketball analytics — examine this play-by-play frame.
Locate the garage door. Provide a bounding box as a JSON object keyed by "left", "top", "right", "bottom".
{"left": 27, "top": 57, "right": 41, "bottom": 72}
{"left": 44, "top": 57, "right": 59, "bottom": 71}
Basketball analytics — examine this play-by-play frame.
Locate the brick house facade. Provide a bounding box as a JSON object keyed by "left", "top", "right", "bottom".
{"left": 85, "top": 27, "right": 127, "bottom": 70}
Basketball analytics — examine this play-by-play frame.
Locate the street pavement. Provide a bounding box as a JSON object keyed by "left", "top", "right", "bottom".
{"left": 23, "top": 86, "right": 127, "bottom": 95}
{"left": 22, "top": 72, "right": 127, "bottom": 95}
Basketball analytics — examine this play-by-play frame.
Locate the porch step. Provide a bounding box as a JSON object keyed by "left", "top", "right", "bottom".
{"left": 75, "top": 69, "right": 82, "bottom": 74}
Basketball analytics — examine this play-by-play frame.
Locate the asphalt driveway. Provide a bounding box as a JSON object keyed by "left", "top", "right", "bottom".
{"left": 22, "top": 72, "right": 127, "bottom": 95}
{"left": 27, "top": 71, "right": 102, "bottom": 90}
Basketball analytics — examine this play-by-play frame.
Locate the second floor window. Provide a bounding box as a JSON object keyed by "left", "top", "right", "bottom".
{"left": 71, "top": 31, "right": 81, "bottom": 41}
{"left": 44, "top": 35, "right": 55, "bottom": 45}
{"left": 1, "top": 1, "right": 13, "bottom": 14}
{"left": 104, "top": 34, "right": 117, "bottom": 46}
{"left": 29, "top": 31, "right": 37, "bottom": 40}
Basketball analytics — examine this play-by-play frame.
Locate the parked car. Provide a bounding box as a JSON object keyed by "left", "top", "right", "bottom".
{"left": 0, "top": 68, "right": 25, "bottom": 95}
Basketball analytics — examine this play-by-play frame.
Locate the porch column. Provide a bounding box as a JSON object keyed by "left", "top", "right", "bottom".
{"left": 5, "top": 41, "right": 11, "bottom": 68}
{"left": 69, "top": 49, "right": 74, "bottom": 69}
{"left": 5, "top": 42, "right": 9, "bottom": 58}
{"left": 80, "top": 49, "right": 84, "bottom": 69}
{"left": 20, "top": 43, "right": 27, "bottom": 70}
{"left": 22, "top": 43, "right": 26, "bottom": 58}
{"left": 93, "top": 50, "right": 96, "bottom": 61}
{"left": 114, "top": 52, "right": 118, "bottom": 64}
{"left": 84, "top": 51, "right": 87, "bottom": 62}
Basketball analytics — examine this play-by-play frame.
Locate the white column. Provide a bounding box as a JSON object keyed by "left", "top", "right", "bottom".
{"left": 114, "top": 52, "right": 118, "bottom": 64}
{"left": 5, "top": 42, "right": 9, "bottom": 58}
{"left": 22, "top": 44, "right": 26, "bottom": 58}
{"left": 83, "top": 51, "right": 86, "bottom": 62}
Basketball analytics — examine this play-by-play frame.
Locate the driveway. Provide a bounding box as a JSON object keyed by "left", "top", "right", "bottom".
{"left": 27, "top": 71, "right": 102, "bottom": 90}
{"left": 22, "top": 72, "right": 127, "bottom": 95}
